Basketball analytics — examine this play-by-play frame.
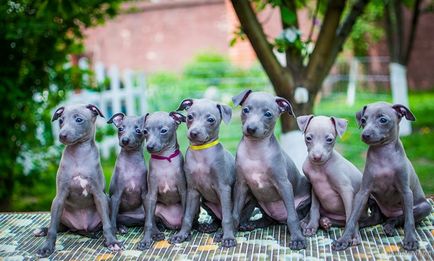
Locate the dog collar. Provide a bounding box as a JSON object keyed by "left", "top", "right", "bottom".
{"left": 151, "top": 149, "right": 180, "bottom": 163}
{"left": 189, "top": 139, "right": 219, "bottom": 151}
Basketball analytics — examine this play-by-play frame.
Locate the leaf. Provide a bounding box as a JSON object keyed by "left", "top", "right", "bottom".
{"left": 281, "top": 6, "right": 296, "bottom": 25}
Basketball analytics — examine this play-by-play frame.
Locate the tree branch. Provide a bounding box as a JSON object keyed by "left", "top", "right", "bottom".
{"left": 318, "top": 0, "right": 371, "bottom": 85}
{"left": 304, "top": 0, "right": 345, "bottom": 91}
{"left": 307, "top": 0, "right": 321, "bottom": 43}
{"left": 231, "top": 0, "right": 295, "bottom": 98}
{"left": 404, "top": 0, "right": 421, "bottom": 65}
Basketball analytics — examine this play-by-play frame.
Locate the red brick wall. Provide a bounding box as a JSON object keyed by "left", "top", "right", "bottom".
{"left": 84, "top": 0, "right": 230, "bottom": 72}
{"left": 84, "top": 0, "right": 433, "bottom": 89}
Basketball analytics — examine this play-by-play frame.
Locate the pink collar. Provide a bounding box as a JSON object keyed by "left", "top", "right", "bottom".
{"left": 151, "top": 149, "right": 180, "bottom": 163}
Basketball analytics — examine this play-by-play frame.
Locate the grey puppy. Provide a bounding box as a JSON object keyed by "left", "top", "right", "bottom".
{"left": 107, "top": 113, "right": 148, "bottom": 235}
{"left": 169, "top": 98, "right": 237, "bottom": 248}
{"left": 231, "top": 90, "right": 311, "bottom": 250}
{"left": 35, "top": 104, "right": 121, "bottom": 257}
{"left": 138, "top": 111, "right": 187, "bottom": 250}
{"left": 297, "top": 115, "right": 381, "bottom": 242}
{"left": 333, "top": 102, "right": 432, "bottom": 251}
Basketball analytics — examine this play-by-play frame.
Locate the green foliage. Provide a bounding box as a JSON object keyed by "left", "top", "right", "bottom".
{"left": 347, "top": 0, "right": 385, "bottom": 56}
{"left": 147, "top": 52, "right": 268, "bottom": 112}
{"left": 0, "top": 0, "right": 121, "bottom": 210}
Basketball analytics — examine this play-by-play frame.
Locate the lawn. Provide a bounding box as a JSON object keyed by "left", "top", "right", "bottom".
{"left": 101, "top": 89, "right": 434, "bottom": 196}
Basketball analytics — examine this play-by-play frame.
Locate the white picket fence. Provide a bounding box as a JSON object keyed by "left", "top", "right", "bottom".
{"left": 53, "top": 60, "right": 148, "bottom": 158}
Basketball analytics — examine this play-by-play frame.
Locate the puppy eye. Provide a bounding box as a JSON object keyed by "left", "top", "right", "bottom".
{"left": 143, "top": 129, "right": 148, "bottom": 135}
{"left": 59, "top": 118, "right": 64, "bottom": 125}
{"left": 160, "top": 128, "right": 168, "bottom": 134}
{"left": 306, "top": 136, "right": 312, "bottom": 142}
{"left": 242, "top": 107, "right": 250, "bottom": 114}
{"left": 207, "top": 118, "right": 215, "bottom": 123}
{"left": 326, "top": 137, "right": 334, "bottom": 143}
{"left": 379, "top": 117, "right": 388, "bottom": 124}
{"left": 361, "top": 118, "right": 366, "bottom": 125}
{"left": 187, "top": 115, "right": 193, "bottom": 121}
{"left": 118, "top": 127, "right": 124, "bottom": 132}
{"left": 75, "top": 117, "right": 83, "bottom": 123}
{"left": 135, "top": 128, "right": 141, "bottom": 134}
{"left": 264, "top": 111, "right": 272, "bottom": 118}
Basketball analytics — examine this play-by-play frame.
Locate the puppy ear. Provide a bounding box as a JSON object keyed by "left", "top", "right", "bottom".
{"left": 232, "top": 89, "right": 252, "bottom": 106}
{"left": 86, "top": 104, "right": 105, "bottom": 118}
{"left": 217, "top": 104, "right": 232, "bottom": 124}
{"left": 296, "top": 115, "right": 314, "bottom": 133}
{"left": 355, "top": 105, "right": 367, "bottom": 128}
{"left": 275, "top": 97, "right": 295, "bottom": 116}
{"left": 169, "top": 112, "right": 186, "bottom": 125}
{"left": 52, "top": 106, "right": 65, "bottom": 122}
{"left": 331, "top": 117, "right": 348, "bottom": 138}
{"left": 177, "top": 99, "right": 193, "bottom": 111}
{"left": 392, "top": 104, "right": 416, "bottom": 121}
{"left": 107, "top": 112, "right": 125, "bottom": 127}
{"left": 140, "top": 113, "right": 150, "bottom": 128}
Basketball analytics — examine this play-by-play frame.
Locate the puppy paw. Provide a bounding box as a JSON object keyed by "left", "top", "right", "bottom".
{"left": 137, "top": 239, "right": 153, "bottom": 250}
{"left": 152, "top": 232, "right": 165, "bottom": 241}
{"left": 239, "top": 222, "right": 256, "bottom": 232}
{"left": 33, "top": 227, "right": 48, "bottom": 237}
{"left": 383, "top": 223, "right": 395, "bottom": 237}
{"left": 105, "top": 240, "right": 123, "bottom": 252}
{"left": 289, "top": 236, "right": 306, "bottom": 250}
{"left": 299, "top": 219, "right": 308, "bottom": 230}
{"left": 350, "top": 232, "right": 362, "bottom": 246}
{"left": 213, "top": 232, "right": 223, "bottom": 243}
{"left": 197, "top": 222, "right": 219, "bottom": 233}
{"left": 319, "top": 217, "right": 332, "bottom": 231}
{"left": 403, "top": 235, "right": 419, "bottom": 251}
{"left": 37, "top": 242, "right": 55, "bottom": 257}
{"left": 303, "top": 225, "right": 318, "bottom": 237}
{"left": 169, "top": 232, "right": 191, "bottom": 244}
{"left": 118, "top": 225, "right": 128, "bottom": 234}
{"left": 221, "top": 237, "right": 237, "bottom": 248}
{"left": 332, "top": 238, "right": 351, "bottom": 251}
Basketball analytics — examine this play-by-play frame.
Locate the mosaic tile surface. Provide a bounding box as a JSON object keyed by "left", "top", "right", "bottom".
{"left": 0, "top": 200, "right": 433, "bottom": 260}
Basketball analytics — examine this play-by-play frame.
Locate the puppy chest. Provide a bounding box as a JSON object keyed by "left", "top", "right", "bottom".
{"left": 371, "top": 168, "right": 399, "bottom": 192}
{"left": 70, "top": 176, "right": 92, "bottom": 197}
{"left": 190, "top": 164, "right": 214, "bottom": 187}
{"left": 241, "top": 161, "right": 272, "bottom": 189}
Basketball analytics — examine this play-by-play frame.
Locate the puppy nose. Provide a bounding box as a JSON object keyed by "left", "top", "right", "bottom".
{"left": 146, "top": 144, "right": 154, "bottom": 151}
{"left": 59, "top": 133, "right": 67, "bottom": 141}
{"left": 362, "top": 133, "right": 370, "bottom": 140}
{"left": 121, "top": 137, "right": 130, "bottom": 145}
{"left": 313, "top": 155, "right": 321, "bottom": 161}
{"left": 247, "top": 126, "right": 257, "bottom": 135}
{"left": 190, "top": 130, "right": 198, "bottom": 138}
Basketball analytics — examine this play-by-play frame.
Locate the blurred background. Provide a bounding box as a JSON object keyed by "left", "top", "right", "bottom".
{"left": 1, "top": 0, "right": 433, "bottom": 211}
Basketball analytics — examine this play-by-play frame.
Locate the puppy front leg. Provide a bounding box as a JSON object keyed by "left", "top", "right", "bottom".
{"left": 303, "top": 189, "right": 320, "bottom": 236}
{"left": 332, "top": 188, "right": 371, "bottom": 251}
{"left": 340, "top": 188, "right": 362, "bottom": 246}
{"left": 93, "top": 189, "right": 122, "bottom": 251}
{"left": 401, "top": 183, "right": 418, "bottom": 251}
{"left": 169, "top": 188, "right": 200, "bottom": 244}
{"left": 138, "top": 185, "right": 159, "bottom": 250}
{"left": 232, "top": 176, "right": 248, "bottom": 230}
{"left": 218, "top": 184, "right": 236, "bottom": 248}
{"left": 109, "top": 190, "right": 122, "bottom": 234}
{"left": 37, "top": 189, "right": 68, "bottom": 257}
{"left": 275, "top": 178, "right": 306, "bottom": 250}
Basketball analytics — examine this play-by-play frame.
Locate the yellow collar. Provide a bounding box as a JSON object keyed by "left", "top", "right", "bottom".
{"left": 189, "top": 139, "right": 220, "bottom": 151}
